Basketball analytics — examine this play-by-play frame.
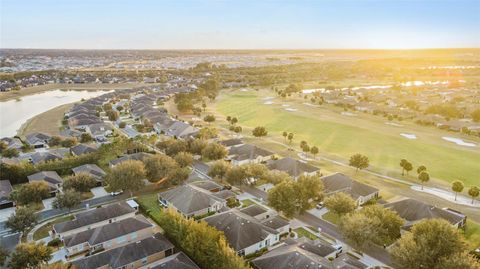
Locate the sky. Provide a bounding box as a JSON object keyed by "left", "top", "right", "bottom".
{"left": 1, "top": 0, "right": 479, "bottom": 50}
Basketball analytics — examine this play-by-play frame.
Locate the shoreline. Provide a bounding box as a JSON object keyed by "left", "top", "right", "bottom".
{"left": 16, "top": 102, "right": 76, "bottom": 137}
{"left": 0, "top": 82, "right": 161, "bottom": 102}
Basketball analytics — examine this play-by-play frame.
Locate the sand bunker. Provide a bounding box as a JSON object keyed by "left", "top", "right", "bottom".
{"left": 285, "top": 108, "right": 298, "bottom": 112}
{"left": 341, "top": 112, "right": 357, "bottom": 117}
{"left": 263, "top": 101, "right": 274, "bottom": 105}
{"left": 442, "top": 137, "right": 477, "bottom": 147}
{"left": 385, "top": 122, "right": 404, "bottom": 127}
{"left": 400, "top": 133, "right": 417, "bottom": 139}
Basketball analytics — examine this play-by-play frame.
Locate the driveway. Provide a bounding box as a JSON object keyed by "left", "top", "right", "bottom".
{"left": 91, "top": 187, "right": 109, "bottom": 198}
{"left": 50, "top": 248, "right": 67, "bottom": 263}
{"left": 41, "top": 198, "right": 56, "bottom": 211}
{"left": 0, "top": 208, "right": 15, "bottom": 222}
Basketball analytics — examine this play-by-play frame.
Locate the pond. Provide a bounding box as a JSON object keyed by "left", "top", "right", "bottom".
{"left": 0, "top": 90, "right": 110, "bottom": 137}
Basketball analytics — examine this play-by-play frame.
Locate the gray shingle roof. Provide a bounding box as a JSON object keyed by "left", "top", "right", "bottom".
{"left": 228, "top": 144, "right": 274, "bottom": 161}
{"left": 71, "top": 144, "right": 97, "bottom": 155}
{"left": 321, "top": 173, "right": 379, "bottom": 199}
{"left": 0, "top": 180, "right": 13, "bottom": 204}
{"left": 54, "top": 202, "right": 135, "bottom": 233}
{"left": 204, "top": 209, "right": 279, "bottom": 251}
{"left": 268, "top": 157, "right": 319, "bottom": 178}
{"left": 384, "top": 198, "right": 466, "bottom": 229}
{"left": 71, "top": 233, "right": 174, "bottom": 269}
{"left": 25, "top": 132, "right": 51, "bottom": 145}
{"left": 159, "top": 184, "right": 225, "bottom": 215}
{"left": 261, "top": 216, "right": 290, "bottom": 230}
{"left": 240, "top": 204, "right": 268, "bottom": 217}
{"left": 63, "top": 216, "right": 152, "bottom": 247}
{"left": 146, "top": 252, "right": 200, "bottom": 269}
{"left": 27, "top": 171, "right": 63, "bottom": 186}
{"left": 72, "top": 164, "right": 106, "bottom": 179}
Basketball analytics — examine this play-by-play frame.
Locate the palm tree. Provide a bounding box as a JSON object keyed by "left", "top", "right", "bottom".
{"left": 287, "top": 133, "right": 294, "bottom": 144}
{"left": 282, "top": 131, "right": 288, "bottom": 141}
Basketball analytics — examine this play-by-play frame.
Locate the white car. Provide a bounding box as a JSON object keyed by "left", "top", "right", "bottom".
{"left": 110, "top": 190, "right": 123, "bottom": 196}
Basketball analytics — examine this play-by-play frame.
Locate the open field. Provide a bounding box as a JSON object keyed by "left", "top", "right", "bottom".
{"left": 17, "top": 102, "right": 74, "bottom": 137}
{"left": 213, "top": 89, "right": 480, "bottom": 187}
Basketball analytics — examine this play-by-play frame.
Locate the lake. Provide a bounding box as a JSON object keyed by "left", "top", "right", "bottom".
{"left": 0, "top": 90, "right": 110, "bottom": 137}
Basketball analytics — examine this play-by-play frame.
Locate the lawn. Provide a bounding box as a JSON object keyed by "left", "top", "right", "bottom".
{"left": 322, "top": 211, "right": 342, "bottom": 225}
{"left": 464, "top": 220, "right": 480, "bottom": 249}
{"left": 294, "top": 227, "right": 319, "bottom": 240}
{"left": 33, "top": 215, "right": 74, "bottom": 240}
{"left": 240, "top": 199, "right": 256, "bottom": 208}
{"left": 214, "top": 90, "right": 480, "bottom": 186}
{"left": 135, "top": 193, "right": 164, "bottom": 223}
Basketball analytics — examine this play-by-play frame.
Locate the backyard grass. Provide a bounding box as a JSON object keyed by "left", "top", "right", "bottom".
{"left": 213, "top": 90, "right": 480, "bottom": 186}
{"left": 18, "top": 103, "right": 74, "bottom": 136}
{"left": 33, "top": 215, "right": 74, "bottom": 240}
{"left": 294, "top": 227, "right": 319, "bottom": 240}
{"left": 240, "top": 199, "right": 256, "bottom": 208}
{"left": 322, "top": 211, "right": 342, "bottom": 225}
{"left": 464, "top": 220, "right": 480, "bottom": 249}
{"left": 136, "top": 193, "right": 164, "bottom": 223}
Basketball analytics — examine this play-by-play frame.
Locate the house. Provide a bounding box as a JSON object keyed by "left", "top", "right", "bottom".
{"left": 268, "top": 157, "right": 319, "bottom": 179}
{"left": 321, "top": 173, "right": 379, "bottom": 205}
{"left": 109, "top": 152, "right": 153, "bottom": 167}
{"left": 0, "top": 137, "right": 23, "bottom": 150}
{"left": 53, "top": 201, "right": 137, "bottom": 238}
{"left": 261, "top": 216, "right": 290, "bottom": 235}
{"left": 204, "top": 209, "right": 280, "bottom": 256}
{"left": 0, "top": 180, "right": 15, "bottom": 209}
{"left": 384, "top": 198, "right": 467, "bottom": 230}
{"left": 71, "top": 144, "right": 98, "bottom": 156}
{"left": 63, "top": 215, "right": 154, "bottom": 257}
{"left": 165, "top": 121, "right": 199, "bottom": 139}
{"left": 27, "top": 171, "right": 63, "bottom": 196}
{"left": 219, "top": 138, "right": 244, "bottom": 149}
{"left": 158, "top": 184, "right": 227, "bottom": 218}
{"left": 71, "top": 233, "right": 174, "bottom": 269}
{"left": 138, "top": 252, "right": 200, "bottom": 269}
{"left": 29, "top": 151, "right": 64, "bottom": 164}
{"left": 72, "top": 164, "right": 106, "bottom": 184}
{"left": 227, "top": 144, "right": 274, "bottom": 166}
{"left": 87, "top": 123, "right": 114, "bottom": 140}
{"left": 240, "top": 204, "right": 274, "bottom": 220}
{"left": 153, "top": 117, "right": 175, "bottom": 134}
{"left": 189, "top": 180, "right": 223, "bottom": 192}
{"left": 252, "top": 237, "right": 342, "bottom": 269}
{"left": 25, "top": 132, "right": 52, "bottom": 148}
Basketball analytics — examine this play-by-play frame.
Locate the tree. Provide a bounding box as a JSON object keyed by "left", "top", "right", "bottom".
{"left": 268, "top": 180, "right": 298, "bottom": 218}
{"left": 53, "top": 189, "right": 81, "bottom": 213}
{"left": 187, "top": 138, "right": 208, "bottom": 155}
{"left": 80, "top": 133, "right": 93, "bottom": 143}
{"left": 203, "top": 114, "right": 216, "bottom": 123}
{"left": 349, "top": 154, "right": 369, "bottom": 171}
{"left": 60, "top": 137, "right": 77, "bottom": 148}
{"left": 174, "top": 152, "right": 193, "bottom": 168}
{"left": 451, "top": 180, "right": 464, "bottom": 201}
{"left": 296, "top": 175, "right": 324, "bottom": 213}
{"left": 225, "top": 166, "right": 248, "bottom": 185}
{"left": 287, "top": 132, "right": 294, "bottom": 144}
{"left": 468, "top": 186, "right": 480, "bottom": 204}
{"left": 230, "top": 117, "right": 238, "bottom": 125}
{"left": 48, "top": 136, "right": 62, "bottom": 147}
{"left": 340, "top": 205, "right": 404, "bottom": 250}
{"left": 0, "top": 247, "right": 8, "bottom": 267}
{"left": 157, "top": 139, "right": 188, "bottom": 156}
{"left": 208, "top": 160, "right": 232, "bottom": 182}
{"left": 166, "top": 167, "right": 190, "bottom": 185}
{"left": 310, "top": 146, "right": 319, "bottom": 158}
{"left": 8, "top": 242, "right": 52, "bottom": 269}
{"left": 324, "top": 192, "right": 356, "bottom": 215}
{"left": 6, "top": 207, "right": 37, "bottom": 234}
{"left": 9, "top": 181, "right": 50, "bottom": 205}
{"left": 143, "top": 154, "right": 178, "bottom": 182}
{"left": 404, "top": 162, "right": 413, "bottom": 175}
{"left": 107, "top": 110, "right": 119, "bottom": 121}
{"left": 201, "top": 102, "right": 207, "bottom": 112}
{"left": 106, "top": 160, "right": 145, "bottom": 196}
{"left": 201, "top": 143, "right": 227, "bottom": 160}
{"left": 2, "top": 148, "right": 19, "bottom": 158}
{"left": 400, "top": 159, "right": 408, "bottom": 175}
{"left": 418, "top": 171, "right": 430, "bottom": 190}
{"left": 417, "top": 165, "right": 427, "bottom": 174}
{"left": 391, "top": 219, "right": 474, "bottom": 269}
{"left": 252, "top": 126, "right": 268, "bottom": 137}
{"left": 282, "top": 131, "right": 288, "bottom": 141}
{"left": 198, "top": 127, "right": 218, "bottom": 139}
{"left": 300, "top": 140, "right": 307, "bottom": 149}
{"left": 63, "top": 173, "right": 96, "bottom": 192}
{"left": 302, "top": 144, "right": 310, "bottom": 156}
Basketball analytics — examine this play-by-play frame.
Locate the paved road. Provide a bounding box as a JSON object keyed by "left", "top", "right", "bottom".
{"left": 241, "top": 185, "right": 393, "bottom": 267}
